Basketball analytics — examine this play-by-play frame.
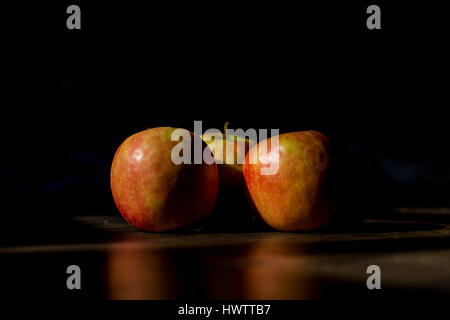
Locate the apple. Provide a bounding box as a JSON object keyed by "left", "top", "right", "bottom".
{"left": 201, "top": 123, "right": 258, "bottom": 230}
{"left": 110, "top": 127, "right": 219, "bottom": 232}
{"left": 201, "top": 123, "right": 255, "bottom": 188}
{"left": 243, "top": 131, "right": 335, "bottom": 231}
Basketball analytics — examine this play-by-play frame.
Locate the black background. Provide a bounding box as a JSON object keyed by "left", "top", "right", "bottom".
{"left": 1, "top": 1, "right": 449, "bottom": 225}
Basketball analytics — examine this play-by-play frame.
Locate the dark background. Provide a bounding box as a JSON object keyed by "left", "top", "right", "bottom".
{"left": 1, "top": 1, "right": 449, "bottom": 227}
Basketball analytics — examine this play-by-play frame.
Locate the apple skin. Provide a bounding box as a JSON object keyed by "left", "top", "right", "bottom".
{"left": 243, "top": 131, "right": 335, "bottom": 232}
{"left": 111, "top": 127, "right": 219, "bottom": 232}
{"left": 201, "top": 133, "right": 255, "bottom": 188}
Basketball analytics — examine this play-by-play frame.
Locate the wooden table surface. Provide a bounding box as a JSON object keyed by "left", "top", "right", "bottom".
{"left": 1, "top": 209, "right": 450, "bottom": 299}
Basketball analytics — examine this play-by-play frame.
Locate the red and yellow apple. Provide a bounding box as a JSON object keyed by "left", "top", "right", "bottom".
{"left": 110, "top": 127, "right": 219, "bottom": 232}
{"left": 201, "top": 126, "right": 255, "bottom": 189}
{"left": 243, "top": 131, "right": 335, "bottom": 231}
{"left": 201, "top": 124, "right": 257, "bottom": 230}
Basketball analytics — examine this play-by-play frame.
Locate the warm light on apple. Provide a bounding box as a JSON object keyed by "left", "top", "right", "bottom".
{"left": 243, "top": 131, "right": 335, "bottom": 231}
{"left": 110, "top": 127, "right": 219, "bottom": 232}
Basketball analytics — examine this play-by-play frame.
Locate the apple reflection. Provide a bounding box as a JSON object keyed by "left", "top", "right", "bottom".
{"left": 202, "top": 234, "right": 320, "bottom": 299}
{"left": 106, "top": 242, "right": 176, "bottom": 299}
{"left": 240, "top": 235, "right": 320, "bottom": 299}
{"left": 105, "top": 233, "right": 320, "bottom": 299}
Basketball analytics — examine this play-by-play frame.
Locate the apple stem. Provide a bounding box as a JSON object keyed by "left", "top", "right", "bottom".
{"left": 224, "top": 121, "right": 230, "bottom": 137}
